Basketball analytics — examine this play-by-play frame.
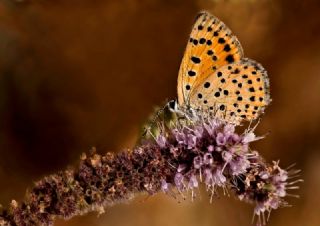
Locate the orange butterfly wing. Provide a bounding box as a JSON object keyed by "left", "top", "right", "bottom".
{"left": 177, "top": 11, "right": 244, "bottom": 106}
{"left": 188, "top": 58, "right": 271, "bottom": 124}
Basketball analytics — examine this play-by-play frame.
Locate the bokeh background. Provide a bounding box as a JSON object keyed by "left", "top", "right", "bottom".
{"left": 1, "top": 0, "right": 320, "bottom": 225}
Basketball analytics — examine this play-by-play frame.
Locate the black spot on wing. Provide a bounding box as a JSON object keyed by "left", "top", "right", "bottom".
{"left": 188, "top": 70, "right": 196, "bottom": 76}
{"left": 223, "top": 44, "right": 231, "bottom": 52}
{"left": 191, "top": 56, "right": 201, "bottom": 64}
{"left": 204, "top": 82, "right": 211, "bottom": 88}
{"left": 218, "top": 38, "right": 225, "bottom": 44}
{"left": 199, "top": 38, "right": 206, "bottom": 44}
{"left": 207, "top": 50, "right": 214, "bottom": 55}
{"left": 225, "top": 54, "right": 235, "bottom": 63}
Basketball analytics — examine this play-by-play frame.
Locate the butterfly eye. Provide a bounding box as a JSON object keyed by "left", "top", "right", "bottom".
{"left": 168, "top": 100, "right": 178, "bottom": 111}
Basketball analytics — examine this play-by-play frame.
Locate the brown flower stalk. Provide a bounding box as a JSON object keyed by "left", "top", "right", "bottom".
{"left": 0, "top": 118, "right": 301, "bottom": 226}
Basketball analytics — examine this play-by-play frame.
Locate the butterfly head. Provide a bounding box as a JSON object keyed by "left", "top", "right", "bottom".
{"left": 167, "top": 100, "right": 199, "bottom": 123}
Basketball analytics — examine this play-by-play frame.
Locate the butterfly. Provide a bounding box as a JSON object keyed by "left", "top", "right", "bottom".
{"left": 175, "top": 11, "right": 271, "bottom": 125}
{"left": 141, "top": 11, "right": 271, "bottom": 140}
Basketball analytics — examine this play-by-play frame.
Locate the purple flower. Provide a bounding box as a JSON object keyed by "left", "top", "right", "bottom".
{"left": 222, "top": 151, "right": 233, "bottom": 162}
{"left": 156, "top": 135, "right": 167, "bottom": 148}
{"left": 223, "top": 124, "right": 235, "bottom": 134}
{"left": 259, "top": 171, "right": 269, "bottom": 180}
{"left": 203, "top": 153, "right": 213, "bottom": 165}
{"left": 194, "top": 125, "right": 204, "bottom": 138}
{"left": 242, "top": 132, "right": 259, "bottom": 144}
{"left": 186, "top": 134, "right": 197, "bottom": 149}
{"left": 269, "top": 197, "right": 280, "bottom": 209}
{"left": 174, "top": 173, "right": 185, "bottom": 190}
{"left": 177, "top": 164, "right": 186, "bottom": 173}
{"left": 216, "top": 132, "right": 227, "bottom": 146}
{"left": 161, "top": 118, "right": 298, "bottom": 225}
{"left": 212, "top": 168, "right": 226, "bottom": 186}
{"left": 203, "top": 119, "right": 220, "bottom": 135}
{"left": 228, "top": 134, "right": 241, "bottom": 144}
{"left": 161, "top": 179, "right": 169, "bottom": 193}
{"left": 174, "top": 130, "right": 186, "bottom": 144}
{"left": 193, "top": 156, "right": 203, "bottom": 169}
{"left": 229, "top": 157, "right": 250, "bottom": 176}
{"left": 204, "top": 168, "right": 213, "bottom": 185}
{"left": 188, "top": 174, "right": 199, "bottom": 189}
{"left": 207, "top": 145, "right": 214, "bottom": 152}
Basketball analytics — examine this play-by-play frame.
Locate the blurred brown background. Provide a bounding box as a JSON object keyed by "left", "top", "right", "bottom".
{"left": 0, "top": 0, "right": 320, "bottom": 225}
